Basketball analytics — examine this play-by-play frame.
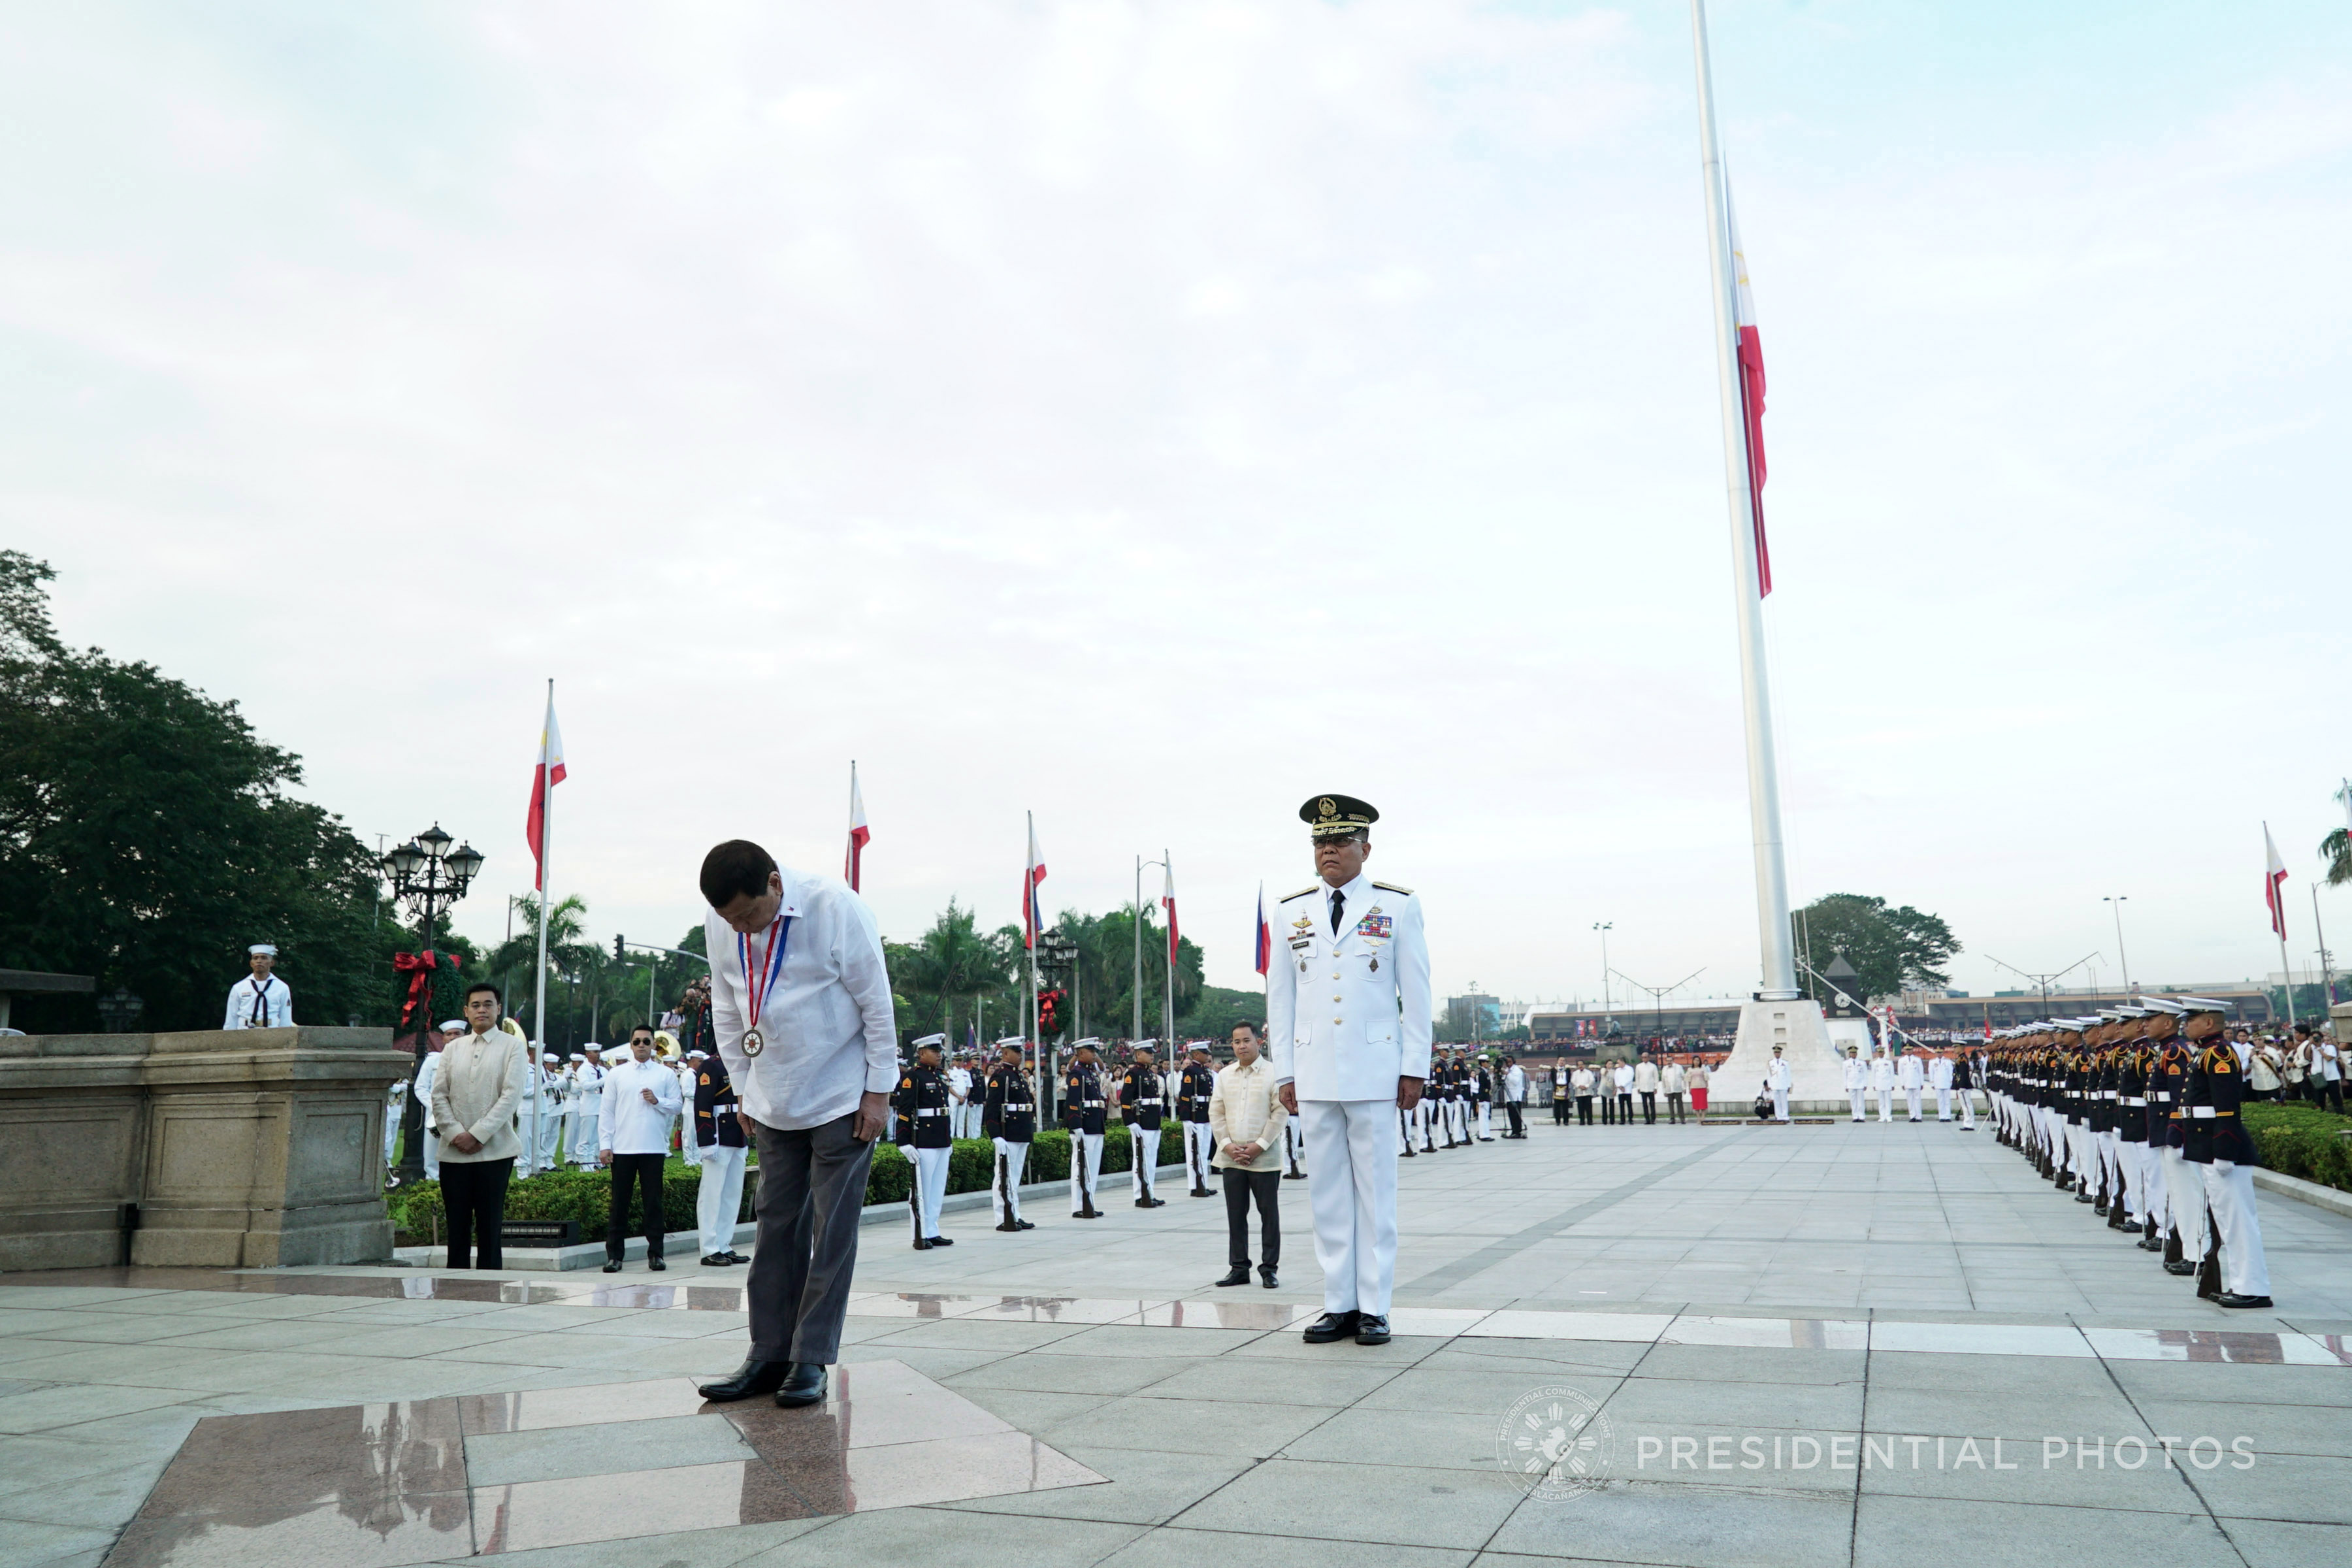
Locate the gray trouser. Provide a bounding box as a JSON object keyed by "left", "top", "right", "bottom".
{"left": 745, "top": 1111, "right": 875, "bottom": 1366}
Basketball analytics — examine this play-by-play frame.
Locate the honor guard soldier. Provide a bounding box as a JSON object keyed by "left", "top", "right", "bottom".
{"left": 1269, "top": 792, "right": 1431, "bottom": 1349}
{"left": 224, "top": 943, "right": 293, "bottom": 1029}
{"left": 1473, "top": 1054, "right": 1497, "bottom": 1140}
{"left": 895, "top": 1036, "right": 955, "bottom": 1250}
{"left": 1120, "top": 1044, "right": 1170, "bottom": 1207}
{"left": 1177, "top": 1044, "right": 1218, "bottom": 1196}
{"left": 1062, "top": 1039, "right": 1109, "bottom": 1218}
{"left": 981, "top": 1037, "right": 1038, "bottom": 1232}
{"left": 2144, "top": 1001, "right": 2204, "bottom": 1275}
{"left": 694, "top": 1049, "right": 750, "bottom": 1266}
{"left": 2180, "top": 998, "right": 2272, "bottom": 1306}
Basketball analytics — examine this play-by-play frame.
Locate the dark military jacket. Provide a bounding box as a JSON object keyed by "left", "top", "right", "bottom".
{"left": 893, "top": 1063, "right": 953, "bottom": 1149}
{"left": 981, "top": 1061, "right": 1036, "bottom": 1142}
{"left": 1117, "top": 1066, "right": 1167, "bottom": 1130}
{"left": 693, "top": 1054, "right": 746, "bottom": 1150}
{"left": 1176, "top": 1062, "right": 1217, "bottom": 1122}
{"left": 1061, "top": 1062, "right": 1108, "bottom": 1135}
{"left": 2183, "top": 1041, "right": 2257, "bottom": 1166}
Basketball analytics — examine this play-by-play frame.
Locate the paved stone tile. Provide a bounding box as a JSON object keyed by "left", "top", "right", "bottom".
{"left": 1171, "top": 1456, "right": 1526, "bottom": 1549}
{"left": 2219, "top": 1516, "right": 2352, "bottom": 1568}
{"left": 465, "top": 1410, "right": 753, "bottom": 1486}
{"left": 947, "top": 1387, "right": 1102, "bottom": 1431}
{"left": 856, "top": 1317, "right": 1100, "bottom": 1353}
{"left": 1861, "top": 1385, "right": 2150, "bottom": 1443}
{"left": 729, "top": 1506, "right": 1145, "bottom": 1567}
{"left": 1034, "top": 1325, "right": 1260, "bottom": 1357}
{"left": 1142, "top": 1356, "right": 1402, "bottom": 1409}
{"left": 0, "top": 1383, "right": 200, "bottom": 1435}
{"left": 1854, "top": 1434, "right": 2208, "bottom": 1511}
{"left": 945, "top": 1354, "right": 1200, "bottom": 1397}
{"left": 1362, "top": 1365, "right": 1627, "bottom": 1418}
{"left": 419, "top": 1517, "right": 825, "bottom": 1568}
{"left": 937, "top": 1443, "right": 1255, "bottom": 1525}
{"left": 0, "top": 1518, "right": 118, "bottom": 1568}
{"left": 1604, "top": 1373, "right": 1864, "bottom": 1431}
{"left": 1041, "top": 1394, "right": 1332, "bottom": 1459}
{"left": 2129, "top": 1398, "right": 2352, "bottom": 1458}
{"left": 1105, "top": 1526, "right": 1474, "bottom": 1568}
{"left": 1417, "top": 1339, "right": 1652, "bottom": 1377}
{"left": 2104, "top": 1358, "right": 2352, "bottom": 1407}
{"left": 1861, "top": 1350, "right": 2121, "bottom": 1394}
{"left": 2182, "top": 1449, "right": 2352, "bottom": 1524}
{"left": 1279, "top": 1405, "right": 1507, "bottom": 1472}
{"left": 1852, "top": 1494, "right": 2245, "bottom": 1568}
{"left": 0, "top": 1313, "right": 211, "bottom": 1346}
{"left": 1487, "top": 1477, "right": 1855, "bottom": 1568}
{"left": 1603, "top": 1422, "right": 1861, "bottom": 1495}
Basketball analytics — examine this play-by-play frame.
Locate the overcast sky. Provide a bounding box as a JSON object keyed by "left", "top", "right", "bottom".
{"left": 8, "top": 1, "right": 2349, "bottom": 1012}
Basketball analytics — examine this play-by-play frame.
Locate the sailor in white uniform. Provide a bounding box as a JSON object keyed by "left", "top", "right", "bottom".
{"left": 1843, "top": 1047, "right": 1868, "bottom": 1122}
{"left": 1269, "top": 794, "right": 1431, "bottom": 1349}
{"left": 1898, "top": 1047, "right": 1927, "bottom": 1122}
{"left": 1767, "top": 1046, "right": 1792, "bottom": 1122}
{"left": 223, "top": 944, "right": 293, "bottom": 1029}
{"left": 1869, "top": 1047, "right": 1897, "bottom": 1123}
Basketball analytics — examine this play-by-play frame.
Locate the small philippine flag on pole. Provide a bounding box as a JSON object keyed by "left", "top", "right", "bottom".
{"left": 525, "top": 691, "right": 566, "bottom": 892}
{"left": 1023, "top": 814, "right": 1047, "bottom": 951}
{"left": 845, "top": 762, "right": 870, "bottom": 892}
{"left": 1729, "top": 188, "right": 1772, "bottom": 596}
{"left": 1162, "top": 857, "right": 1179, "bottom": 970}
{"left": 1254, "top": 883, "right": 1271, "bottom": 977}
{"left": 2264, "top": 823, "right": 2291, "bottom": 940}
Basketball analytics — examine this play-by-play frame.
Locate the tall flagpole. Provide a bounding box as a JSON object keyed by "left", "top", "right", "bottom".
{"left": 530, "top": 679, "right": 554, "bottom": 1175}
{"left": 1027, "top": 811, "right": 1041, "bottom": 1094}
{"left": 1162, "top": 849, "right": 1175, "bottom": 1050}
{"left": 1691, "top": 0, "right": 1797, "bottom": 1001}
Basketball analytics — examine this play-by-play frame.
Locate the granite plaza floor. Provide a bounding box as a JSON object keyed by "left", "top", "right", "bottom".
{"left": 3, "top": 1116, "right": 2349, "bottom": 1568}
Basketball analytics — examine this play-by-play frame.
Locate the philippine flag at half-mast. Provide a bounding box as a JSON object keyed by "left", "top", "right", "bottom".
{"left": 525, "top": 692, "right": 566, "bottom": 892}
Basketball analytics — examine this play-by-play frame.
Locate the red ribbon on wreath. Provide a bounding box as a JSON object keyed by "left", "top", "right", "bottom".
{"left": 395, "top": 950, "right": 448, "bottom": 1031}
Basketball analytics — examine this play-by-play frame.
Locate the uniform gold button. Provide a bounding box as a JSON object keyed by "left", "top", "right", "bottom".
{"left": 1333, "top": 1018, "right": 1343, "bottom": 1026}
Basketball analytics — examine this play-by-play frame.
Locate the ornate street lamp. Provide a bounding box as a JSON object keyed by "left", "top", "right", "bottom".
{"left": 382, "top": 823, "right": 482, "bottom": 1184}
{"left": 95, "top": 987, "right": 144, "bottom": 1034}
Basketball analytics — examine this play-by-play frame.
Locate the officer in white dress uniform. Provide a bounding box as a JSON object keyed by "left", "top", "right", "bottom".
{"left": 1869, "top": 1047, "right": 1897, "bottom": 1123}
{"left": 1767, "top": 1045, "right": 1792, "bottom": 1122}
{"left": 1842, "top": 1047, "right": 1868, "bottom": 1122}
{"left": 947, "top": 1056, "right": 975, "bottom": 1140}
{"left": 1929, "top": 1049, "right": 1956, "bottom": 1120}
{"left": 223, "top": 944, "right": 293, "bottom": 1029}
{"left": 1898, "top": 1047, "right": 1927, "bottom": 1122}
{"left": 535, "top": 1052, "right": 568, "bottom": 1166}
{"left": 1269, "top": 794, "right": 1431, "bottom": 1349}
{"left": 412, "top": 1021, "right": 461, "bottom": 1180}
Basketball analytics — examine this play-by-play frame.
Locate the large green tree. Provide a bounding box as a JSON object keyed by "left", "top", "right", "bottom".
{"left": 1793, "top": 892, "right": 1961, "bottom": 1004}
{"left": 0, "top": 553, "right": 393, "bottom": 1033}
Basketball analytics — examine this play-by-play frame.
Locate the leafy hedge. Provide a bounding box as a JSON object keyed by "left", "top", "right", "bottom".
{"left": 391, "top": 1128, "right": 1191, "bottom": 1245}
{"left": 2246, "top": 1101, "right": 2352, "bottom": 1194}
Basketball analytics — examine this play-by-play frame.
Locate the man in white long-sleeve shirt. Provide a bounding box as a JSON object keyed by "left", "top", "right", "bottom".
{"left": 600, "top": 1025, "right": 680, "bottom": 1273}
{"left": 693, "top": 840, "right": 899, "bottom": 1413}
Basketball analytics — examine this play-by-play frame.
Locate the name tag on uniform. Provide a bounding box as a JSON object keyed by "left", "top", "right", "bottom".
{"left": 1354, "top": 915, "right": 1392, "bottom": 939}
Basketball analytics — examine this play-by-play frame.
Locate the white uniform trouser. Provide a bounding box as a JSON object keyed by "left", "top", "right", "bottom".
{"left": 1413, "top": 1100, "right": 1433, "bottom": 1149}
{"left": 2109, "top": 1135, "right": 2136, "bottom": 1218}
{"left": 1286, "top": 1118, "right": 1307, "bottom": 1172}
{"left": 992, "top": 1139, "right": 1028, "bottom": 1224}
{"left": 1397, "top": 1106, "right": 1414, "bottom": 1152}
{"left": 536, "top": 1103, "right": 564, "bottom": 1166}
{"left": 695, "top": 1142, "right": 747, "bottom": 1257}
{"left": 1848, "top": 1088, "right": 1867, "bottom": 1121}
{"left": 2099, "top": 1130, "right": 2121, "bottom": 1199}
{"left": 572, "top": 1111, "right": 600, "bottom": 1166}
{"left": 911, "top": 1145, "right": 950, "bottom": 1238}
{"left": 1771, "top": 1086, "right": 1790, "bottom": 1122}
{"left": 1875, "top": 1088, "right": 1893, "bottom": 1122}
{"left": 1903, "top": 1086, "right": 1923, "bottom": 1121}
{"left": 2162, "top": 1146, "right": 2205, "bottom": 1260}
{"left": 422, "top": 1123, "right": 440, "bottom": 1181}
{"left": 384, "top": 1104, "right": 403, "bottom": 1168}
{"left": 1131, "top": 1126, "right": 1162, "bottom": 1198}
{"left": 2202, "top": 1161, "right": 2268, "bottom": 1297}
{"left": 1935, "top": 1086, "right": 1953, "bottom": 1120}
{"left": 1069, "top": 1131, "right": 1105, "bottom": 1213}
{"left": 2067, "top": 1122, "right": 2091, "bottom": 1184}
{"left": 2140, "top": 1141, "right": 2170, "bottom": 1232}
{"left": 1182, "top": 1121, "right": 1217, "bottom": 1190}
{"left": 679, "top": 1115, "right": 701, "bottom": 1168}
{"left": 1301, "top": 1098, "right": 1399, "bottom": 1318}
{"left": 1957, "top": 1089, "right": 1976, "bottom": 1130}
{"left": 1477, "top": 1103, "right": 1492, "bottom": 1138}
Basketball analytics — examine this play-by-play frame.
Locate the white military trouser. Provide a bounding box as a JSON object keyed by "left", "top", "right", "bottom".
{"left": 1771, "top": 1086, "right": 1790, "bottom": 1122}
{"left": 696, "top": 1142, "right": 747, "bottom": 1257}
{"left": 384, "top": 1103, "right": 403, "bottom": 1168}
{"left": 2163, "top": 1145, "right": 2206, "bottom": 1260}
{"left": 536, "top": 1101, "right": 564, "bottom": 1166}
{"left": 2201, "top": 1161, "right": 2269, "bottom": 1296}
{"left": 1956, "top": 1088, "right": 1976, "bottom": 1130}
{"left": 992, "top": 1138, "right": 1028, "bottom": 1224}
{"left": 2140, "top": 1141, "right": 2169, "bottom": 1232}
{"left": 1477, "top": 1102, "right": 1492, "bottom": 1138}
{"left": 679, "top": 1111, "right": 701, "bottom": 1168}
{"left": 1131, "top": 1126, "right": 1162, "bottom": 1198}
{"left": 911, "top": 1145, "right": 950, "bottom": 1239}
{"left": 571, "top": 1109, "right": 600, "bottom": 1166}
{"left": 1182, "top": 1121, "right": 1217, "bottom": 1190}
{"left": 1849, "top": 1088, "right": 1867, "bottom": 1122}
{"left": 1068, "top": 1131, "right": 1105, "bottom": 1213}
{"left": 1413, "top": 1100, "right": 1433, "bottom": 1149}
{"left": 1875, "top": 1088, "right": 1894, "bottom": 1122}
{"left": 1935, "top": 1086, "right": 1953, "bottom": 1120}
{"left": 422, "top": 1122, "right": 440, "bottom": 1180}
{"left": 1903, "top": 1086, "right": 1923, "bottom": 1121}
{"left": 1450, "top": 1098, "right": 1470, "bottom": 1141}
{"left": 1301, "top": 1098, "right": 1399, "bottom": 1318}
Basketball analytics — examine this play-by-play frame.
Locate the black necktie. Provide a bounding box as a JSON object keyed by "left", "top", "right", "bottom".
{"left": 1330, "top": 889, "right": 1345, "bottom": 937}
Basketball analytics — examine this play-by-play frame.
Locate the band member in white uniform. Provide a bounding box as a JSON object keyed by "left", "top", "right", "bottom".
{"left": 1270, "top": 794, "right": 1431, "bottom": 1349}
{"left": 223, "top": 944, "right": 293, "bottom": 1029}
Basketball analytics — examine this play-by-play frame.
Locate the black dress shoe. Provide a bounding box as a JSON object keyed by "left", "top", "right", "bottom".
{"left": 1354, "top": 1314, "right": 1392, "bottom": 1345}
{"left": 700, "top": 1253, "right": 732, "bottom": 1266}
{"left": 1215, "top": 1265, "right": 1251, "bottom": 1287}
{"left": 601, "top": 1258, "right": 623, "bottom": 1273}
{"left": 1147, "top": 1198, "right": 1166, "bottom": 1207}
{"left": 1259, "top": 1267, "right": 1278, "bottom": 1289}
{"left": 1016, "top": 1219, "right": 1036, "bottom": 1230}
{"left": 723, "top": 1251, "right": 750, "bottom": 1264}
{"left": 996, "top": 1220, "right": 1020, "bottom": 1233}
{"left": 698, "top": 1357, "right": 788, "bottom": 1401}
{"left": 648, "top": 1257, "right": 666, "bottom": 1270}
{"left": 2163, "top": 1260, "right": 2198, "bottom": 1275}
{"left": 913, "top": 1237, "right": 932, "bottom": 1250}
{"left": 1402, "top": 1149, "right": 1416, "bottom": 1158}
{"left": 926, "top": 1236, "right": 953, "bottom": 1247}
{"left": 774, "top": 1362, "right": 827, "bottom": 1408}
{"left": 2217, "top": 1294, "right": 2274, "bottom": 1309}
{"left": 1301, "top": 1310, "right": 1360, "bottom": 1344}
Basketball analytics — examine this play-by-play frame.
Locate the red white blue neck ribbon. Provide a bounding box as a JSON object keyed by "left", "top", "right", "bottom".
{"left": 738, "top": 917, "right": 793, "bottom": 1029}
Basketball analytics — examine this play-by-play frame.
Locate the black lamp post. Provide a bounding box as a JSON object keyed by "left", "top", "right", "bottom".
{"left": 95, "top": 987, "right": 144, "bottom": 1034}
{"left": 383, "top": 823, "right": 483, "bottom": 1184}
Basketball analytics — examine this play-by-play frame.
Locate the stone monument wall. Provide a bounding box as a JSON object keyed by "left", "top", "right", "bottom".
{"left": 0, "top": 1026, "right": 408, "bottom": 1271}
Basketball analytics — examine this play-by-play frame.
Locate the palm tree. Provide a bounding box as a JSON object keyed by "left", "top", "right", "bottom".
{"left": 2325, "top": 783, "right": 2352, "bottom": 887}
{"left": 491, "top": 894, "right": 594, "bottom": 1038}
{"left": 890, "top": 900, "right": 1019, "bottom": 1046}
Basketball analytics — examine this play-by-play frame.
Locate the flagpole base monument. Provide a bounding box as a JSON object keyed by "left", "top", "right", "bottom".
{"left": 1709, "top": 998, "right": 1842, "bottom": 1117}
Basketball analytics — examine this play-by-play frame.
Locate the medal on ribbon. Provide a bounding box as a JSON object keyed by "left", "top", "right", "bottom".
{"left": 736, "top": 916, "right": 793, "bottom": 1059}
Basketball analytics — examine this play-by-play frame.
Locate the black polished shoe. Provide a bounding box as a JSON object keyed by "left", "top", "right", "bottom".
{"left": 2163, "top": 1260, "right": 2198, "bottom": 1275}
{"left": 1301, "top": 1310, "right": 1360, "bottom": 1344}
{"left": 723, "top": 1251, "right": 750, "bottom": 1264}
{"left": 926, "top": 1236, "right": 953, "bottom": 1247}
{"left": 774, "top": 1362, "right": 828, "bottom": 1408}
{"left": 601, "top": 1258, "right": 623, "bottom": 1273}
{"left": 1215, "top": 1265, "right": 1251, "bottom": 1287}
{"left": 698, "top": 1356, "right": 789, "bottom": 1402}
{"left": 2217, "top": 1294, "right": 2274, "bottom": 1309}
{"left": 996, "top": 1220, "right": 1020, "bottom": 1233}
{"left": 1402, "top": 1149, "right": 1416, "bottom": 1158}
{"left": 647, "top": 1257, "right": 666, "bottom": 1271}
{"left": 1354, "top": 1314, "right": 1392, "bottom": 1346}
{"left": 1259, "top": 1266, "right": 1279, "bottom": 1289}
{"left": 1147, "top": 1198, "right": 1166, "bottom": 1207}
{"left": 1016, "top": 1219, "right": 1036, "bottom": 1230}
{"left": 700, "top": 1253, "right": 733, "bottom": 1266}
